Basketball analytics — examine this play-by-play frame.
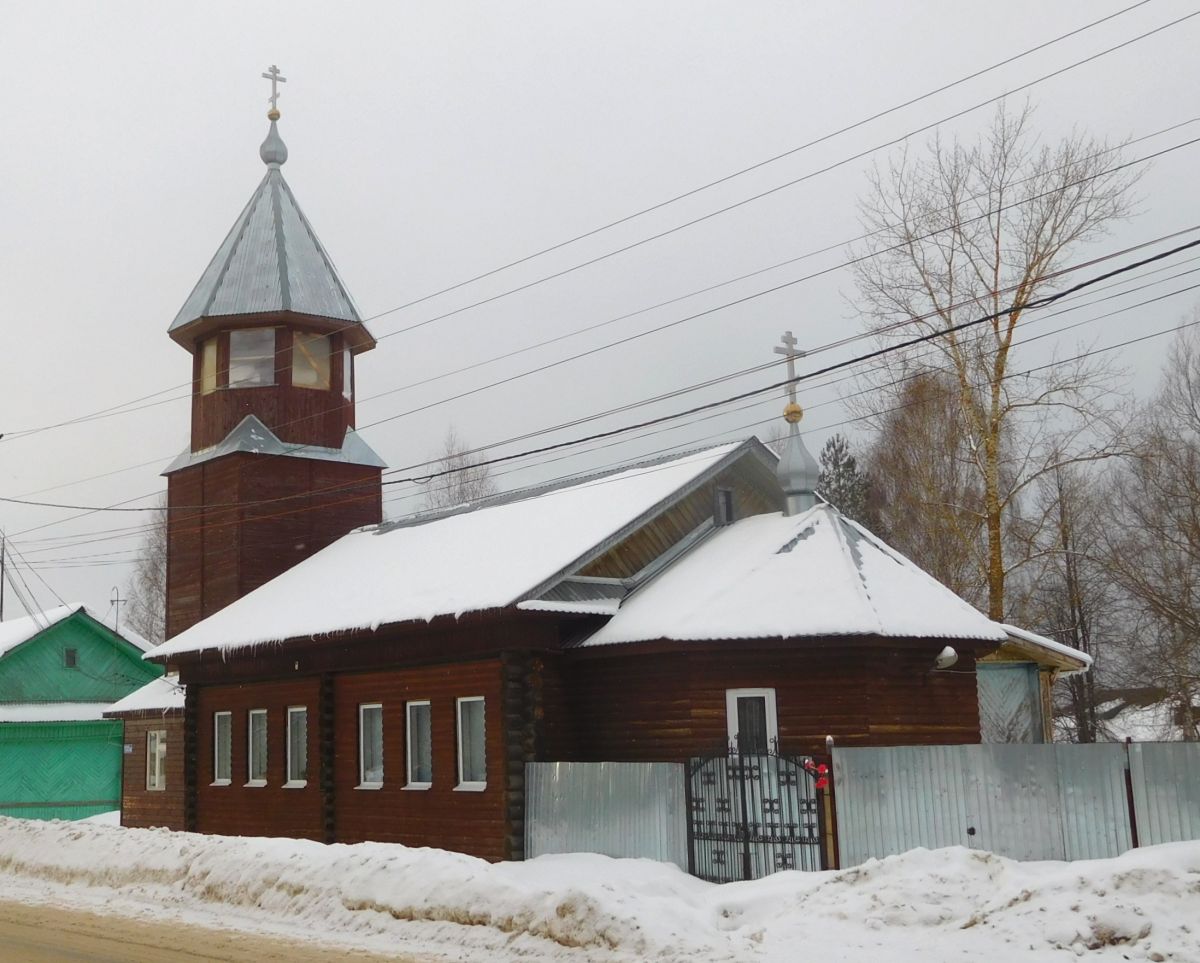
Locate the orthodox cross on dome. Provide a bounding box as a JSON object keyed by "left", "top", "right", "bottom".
{"left": 773, "top": 330, "right": 807, "bottom": 408}
{"left": 262, "top": 64, "right": 287, "bottom": 113}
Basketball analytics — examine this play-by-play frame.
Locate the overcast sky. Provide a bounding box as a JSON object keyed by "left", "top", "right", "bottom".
{"left": 1, "top": 0, "right": 1197, "bottom": 622}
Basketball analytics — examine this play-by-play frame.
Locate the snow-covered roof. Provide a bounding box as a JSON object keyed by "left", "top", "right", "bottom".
{"left": 150, "top": 444, "right": 747, "bottom": 659}
{"left": 582, "top": 504, "right": 1008, "bottom": 646}
{"left": 0, "top": 703, "right": 113, "bottom": 723}
{"left": 105, "top": 674, "right": 185, "bottom": 715}
{"left": 163, "top": 416, "right": 386, "bottom": 475}
{"left": 998, "top": 624, "right": 1091, "bottom": 672}
{"left": 0, "top": 604, "right": 155, "bottom": 660}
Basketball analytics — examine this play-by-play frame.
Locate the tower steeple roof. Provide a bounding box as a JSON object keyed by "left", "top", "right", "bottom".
{"left": 168, "top": 109, "right": 370, "bottom": 350}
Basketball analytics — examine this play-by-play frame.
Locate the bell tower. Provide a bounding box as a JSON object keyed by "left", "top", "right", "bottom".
{"left": 164, "top": 70, "right": 385, "bottom": 639}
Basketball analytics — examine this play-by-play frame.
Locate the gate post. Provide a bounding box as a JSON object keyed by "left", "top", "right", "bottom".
{"left": 734, "top": 750, "right": 753, "bottom": 881}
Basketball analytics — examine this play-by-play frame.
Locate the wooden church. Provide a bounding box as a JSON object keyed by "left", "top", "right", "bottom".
{"left": 117, "top": 83, "right": 1088, "bottom": 858}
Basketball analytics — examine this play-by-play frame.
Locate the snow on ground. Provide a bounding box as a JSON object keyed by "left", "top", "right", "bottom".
{"left": 0, "top": 817, "right": 1196, "bottom": 962}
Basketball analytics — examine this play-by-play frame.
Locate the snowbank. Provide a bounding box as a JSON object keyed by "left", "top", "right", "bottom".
{"left": 0, "top": 817, "right": 1196, "bottom": 962}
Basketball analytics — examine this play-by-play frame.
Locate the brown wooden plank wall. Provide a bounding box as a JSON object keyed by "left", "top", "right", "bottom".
{"left": 333, "top": 659, "right": 507, "bottom": 860}
{"left": 579, "top": 460, "right": 781, "bottom": 580}
{"left": 119, "top": 715, "right": 186, "bottom": 830}
{"left": 195, "top": 678, "right": 324, "bottom": 840}
{"left": 559, "top": 645, "right": 983, "bottom": 759}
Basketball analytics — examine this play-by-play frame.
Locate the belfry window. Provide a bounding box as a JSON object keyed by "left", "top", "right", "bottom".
{"left": 292, "top": 332, "right": 331, "bottom": 390}
{"left": 229, "top": 329, "right": 276, "bottom": 387}
{"left": 200, "top": 338, "right": 218, "bottom": 395}
{"left": 342, "top": 346, "right": 354, "bottom": 400}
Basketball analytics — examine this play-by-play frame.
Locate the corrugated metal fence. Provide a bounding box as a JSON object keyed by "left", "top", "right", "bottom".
{"left": 526, "top": 762, "right": 688, "bottom": 868}
{"left": 834, "top": 743, "right": 1200, "bottom": 866}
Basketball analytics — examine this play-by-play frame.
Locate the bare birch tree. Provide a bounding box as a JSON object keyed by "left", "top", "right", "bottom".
{"left": 424, "top": 426, "right": 498, "bottom": 510}
{"left": 852, "top": 103, "right": 1139, "bottom": 620}
{"left": 124, "top": 496, "right": 167, "bottom": 645}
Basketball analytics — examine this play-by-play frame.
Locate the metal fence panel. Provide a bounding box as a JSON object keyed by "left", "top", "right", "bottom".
{"left": 1129, "top": 743, "right": 1200, "bottom": 846}
{"left": 525, "top": 762, "right": 687, "bottom": 868}
{"left": 834, "top": 744, "right": 1132, "bottom": 866}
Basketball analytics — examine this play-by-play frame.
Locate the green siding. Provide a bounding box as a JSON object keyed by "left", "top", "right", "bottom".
{"left": 0, "top": 721, "right": 122, "bottom": 820}
{"left": 0, "top": 612, "right": 161, "bottom": 703}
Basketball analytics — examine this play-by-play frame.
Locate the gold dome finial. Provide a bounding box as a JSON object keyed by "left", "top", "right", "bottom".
{"left": 267, "top": 107, "right": 281, "bottom": 121}
{"left": 783, "top": 402, "right": 804, "bottom": 424}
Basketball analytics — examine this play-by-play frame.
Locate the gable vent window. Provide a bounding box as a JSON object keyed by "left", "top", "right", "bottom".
{"left": 715, "top": 488, "right": 736, "bottom": 527}
{"left": 63, "top": 648, "right": 78, "bottom": 669}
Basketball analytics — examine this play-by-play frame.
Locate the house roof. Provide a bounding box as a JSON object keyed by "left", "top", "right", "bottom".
{"left": 105, "top": 674, "right": 185, "bottom": 716}
{"left": 169, "top": 121, "right": 368, "bottom": 346}
{"left": 0, "top": 604, "right": 155, "bottom": 661}
{"left": 149, "top": 442, "right": 751, "bottom": 659}
{"left": 581, "top": 505, "right": 1008, "bottom": 647}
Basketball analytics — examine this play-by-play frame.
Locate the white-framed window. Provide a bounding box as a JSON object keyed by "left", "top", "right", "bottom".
{"left": 246, "top": 709, "right": 268, "bottom": 786}
{"left": 726, "top": 688, "right": 779, "bottom": 755}
{"left": 228, "top": 328, "right": 275, "bottom": 386}
{"left": 200, "top": 337, "right": 217, "bottom": 394}
{"left": 212, "top": 711, "right": 232, "bottom": 785}
{"left": 342, "top": 346, "right": 354, "bottom": 400}
{"left": 358, "top": 703, "right": 383, "bottom": 788}
{"left": 405, "top": 701, "right": 432, "bottom": 789}
{"left": 292, "top": 331, "right": 331, "bottom": 390}
{"left": 455, "top": 697, "right": 486, "bottom": 790}
{"left": 146, "top": 729, "right": 167, "bottom": 791}
{"left": 286, "top": 706, "right": 308, "bottom": 788}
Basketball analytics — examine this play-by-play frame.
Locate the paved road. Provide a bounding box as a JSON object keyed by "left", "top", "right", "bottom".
{"left": 0, "top": 900, "right": 429, "bottom": 962}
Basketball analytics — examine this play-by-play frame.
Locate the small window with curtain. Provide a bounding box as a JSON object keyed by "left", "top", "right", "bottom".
{"left": 405, "top": 701, "right": 432, "bottom": 788}
{"left": 725, "top": 688, "right": 779, "bottom": 755}
{"left": 358, "top": 703, "right": 383, "bottom": 788}
{"left": 146, "top": 729, "right": 167, "bottom": 791}
{"left": 200, "top": 338, "right": 218, "bottom": 395}
{"left": 213, "top": 711, "right": 232, "bottom": 785}
{"left": 229, "top": 329, "right": 276, "bottom": 387}
{"left": 286, "top": 706, "right": 308, "bottom": 787}
{"left": 292, "top": 332, "right": 331, "bottom": 390}
{"left": 456, "top": 697, "right": 486, "bottom": 790}
{"left": 246, "top": 709, "right": 268, "bottom": 786}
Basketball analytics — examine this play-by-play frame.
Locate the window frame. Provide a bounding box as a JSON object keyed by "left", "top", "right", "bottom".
{"left": 285, "top": 705, "right": 308, "bottom": 789}
{"left": 200, "top": 337, "right": 218, "bottom": 395}
{"left": 357, "top": 702, "right": 384, "bottom": 789}
{"left": 404, "top": 700, "right": 433, "bottom": 790}
{"left": 146, "top": 729, "right": 167, "bottom": 792}
{"left": 228, "top": 328, "right": 277, "bottom": 388}
{"left": 455, "top": 696, "right": 487, "bottom": 791}
{"left": 291, "top": 331, "right": 332, "bottom": 391}
{"left": 725, "top": 688, "right": 779, "bottom": 755}
{"left": 245, "top": 708, "right": 268, "bottom": 787}
{"left": 212, "top": 711, "right": 232, "bottom": 786}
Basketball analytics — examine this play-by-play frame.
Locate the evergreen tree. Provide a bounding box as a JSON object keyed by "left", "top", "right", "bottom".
{"left": 817, "top": 433, "right": 870, "bottom": 523}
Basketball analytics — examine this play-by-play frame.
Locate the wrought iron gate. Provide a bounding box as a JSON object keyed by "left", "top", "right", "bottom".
{"left": 686, "top": 751, "right": 827, "bottom": 881}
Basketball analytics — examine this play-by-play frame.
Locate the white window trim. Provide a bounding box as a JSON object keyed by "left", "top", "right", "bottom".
{"left": 146, "top": 729, "right": 166, "bottom": 792}
{"left": 357, "top": 703, "right": 383, "bottom": 789}
{"left": 725, "top": 688, "right": 779, "bottom": 753}
{"left": 455, "top": 696, "right": 487, "bottom": 792}
{"left": 404, "top": 700, "right": 432, "bottom": 790}
{"left": 245, "top": 708, "right": 268, "bottom": 788}
{"left": 285, "top": 705, "right": 308, "bottom": 789}
{"left": 212, "top": 711, "right": 232, "bottom": 786}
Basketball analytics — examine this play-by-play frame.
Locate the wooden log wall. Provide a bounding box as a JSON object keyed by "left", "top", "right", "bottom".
{"left": 332, "top": 659, "right": 507, "bottom": 860}
{"left": 558, "top": 644, "right": 984, "bottom": 760}
{"left": 195, "top": 678, "right": 325, "bottom": 841}
{"left": 117, "top": 714, "right": 186, "bottom": 830}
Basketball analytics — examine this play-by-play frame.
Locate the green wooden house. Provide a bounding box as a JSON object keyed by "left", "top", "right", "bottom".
{"left": 0, "top": 604, "right": 162, "bottom": 820}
